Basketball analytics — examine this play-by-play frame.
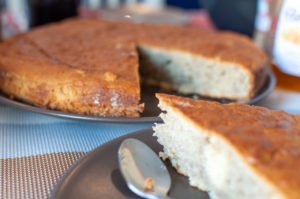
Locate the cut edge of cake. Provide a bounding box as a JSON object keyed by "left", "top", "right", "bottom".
{"left": 138, "top": 44, "right": 268, "bottom": 101}
{"left": 153, "top": 93, "right": 286, "bottom": 199}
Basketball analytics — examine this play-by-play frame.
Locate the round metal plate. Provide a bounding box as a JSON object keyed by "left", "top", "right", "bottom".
{"left": 51, "top": 128, "right": 210, "bottom": 199}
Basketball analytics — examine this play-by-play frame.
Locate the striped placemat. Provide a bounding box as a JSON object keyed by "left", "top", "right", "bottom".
{"left": 0, "top": 104, "right": 152, "bottom": 199}
{"left": 1, "top": 152, "right": 86, "bottom": 199}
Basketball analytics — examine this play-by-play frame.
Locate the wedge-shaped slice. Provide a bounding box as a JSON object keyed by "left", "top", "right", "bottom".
{"left": 154, "top": 93, "right": 300, "bottom": 199}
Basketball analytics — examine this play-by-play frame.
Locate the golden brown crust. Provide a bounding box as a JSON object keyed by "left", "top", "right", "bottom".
{"left": 0, "top": 18, "right": 268, "bottom": 116}
{"left": 137, "top": 24, "right": 267, "bottom": 71}
{"left": 0, "top": 20, "right": 143, "bottom": 117}
{"left": 157, "top": 93, "right": 300, "bottom": 199}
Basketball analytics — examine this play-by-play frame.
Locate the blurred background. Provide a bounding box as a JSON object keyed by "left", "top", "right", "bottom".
{"left": 0, "top": 0, "right": 259, "bottom": 38}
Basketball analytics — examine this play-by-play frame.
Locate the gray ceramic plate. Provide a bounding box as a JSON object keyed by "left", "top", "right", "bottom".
{"left": 51, "top": 128, "right": 210, "bottom": 199}
{"left": 0, "top": 72, "right": 275, "bottom": 123}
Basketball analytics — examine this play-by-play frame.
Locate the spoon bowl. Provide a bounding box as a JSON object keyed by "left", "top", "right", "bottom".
{"left": 118, "top": 138, "right": 172, "bottom": 199}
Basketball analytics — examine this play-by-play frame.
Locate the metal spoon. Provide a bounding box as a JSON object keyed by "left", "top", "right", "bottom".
{"left": 118, "top": 138, "right": 172, "bottom": 199}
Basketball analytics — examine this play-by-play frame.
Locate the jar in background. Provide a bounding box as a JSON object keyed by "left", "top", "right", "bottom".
{"left": 255, "top": 0, "right": 300, "bottom": 91}
{"left": 273, "top": 0, "right": 300, "bottom": 77}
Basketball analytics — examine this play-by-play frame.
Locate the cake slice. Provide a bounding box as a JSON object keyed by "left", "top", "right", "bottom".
{"left": 154, "top": 93, "right": 300, "bottom": 199}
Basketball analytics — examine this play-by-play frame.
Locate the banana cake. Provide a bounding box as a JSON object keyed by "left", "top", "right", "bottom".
{"left": 154, "top": 93, "right": 300, "bottom": 199}
{"left": 0, "top": 19, "right": 268, "bottom": 117}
